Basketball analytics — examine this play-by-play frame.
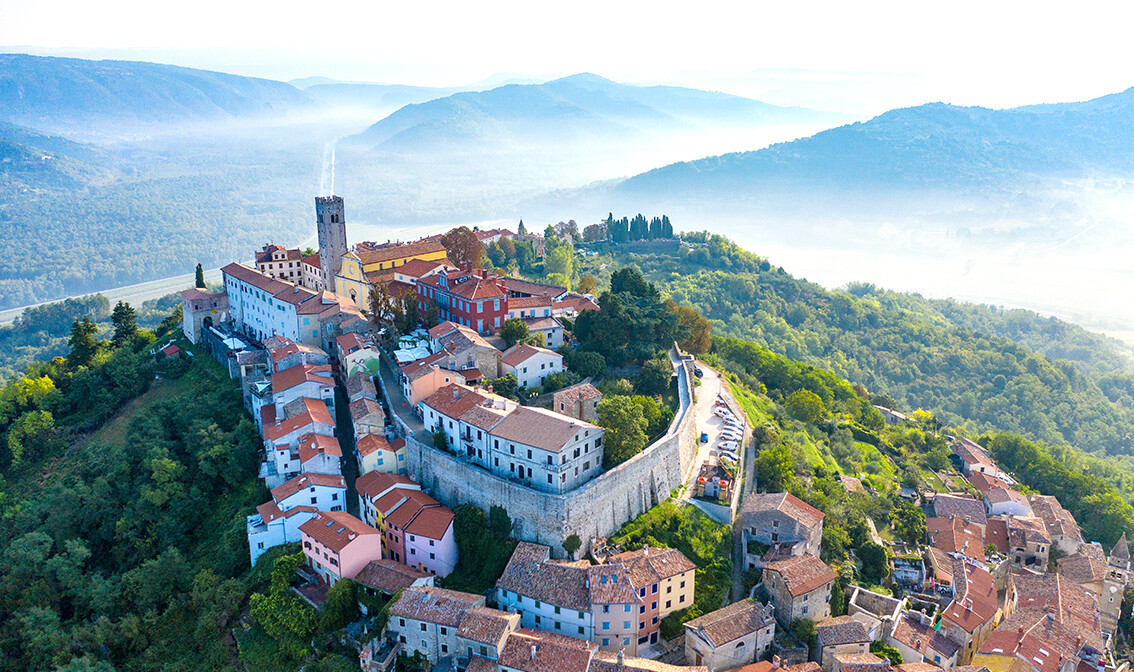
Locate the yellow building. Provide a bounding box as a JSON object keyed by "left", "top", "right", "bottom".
{"left": 334, "top": 239, "right": 448, "bottom": 311}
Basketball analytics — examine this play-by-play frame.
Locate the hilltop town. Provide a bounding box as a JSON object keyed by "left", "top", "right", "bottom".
{"left": 155, "top": 196, "right": 1134, "bottom": 672}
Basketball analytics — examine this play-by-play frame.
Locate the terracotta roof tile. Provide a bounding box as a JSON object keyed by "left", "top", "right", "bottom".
{"left": 422, "top": 383, "right": 488, "bottom": 420}
{"left": 404, "top": 505, "right": 454, "bottom": 541}
{"left": 355, "top": 471, "right": 417, "bottom": 501}
{"left": 456, "top": 606, "right": 519, "bottom": 645}
{"left": 354, "top": 558, "right": 430, "bottom": 594}
{"left": 389, "top": 585, "right": 482, "bottom": 627}
{"left": 741, "top": 492, "right": 825, "bottom": 529}
{"left": 890, "top": 612, "right": 962, "bottom": 658}
{"left": 501, "top": 343, "right": 560, "bottom": 367}
{"left": 271, "top": 363, "right": 334, "bottom": 392}
{"left": 833, "top": 653, "right": 891, "bottom": 672}
{"left": 357, "top": 239, "right": 446, "bottom": 266}
{"left": 764, "top": 554, "right": 837, "bottom": 597}
{"left": 270, "top": 472, "right": 346, "bottom": 504}
{"left": 683, "top": 599, "right": 774, "bottom": 647}
{"left": 356, "top": 434, "right": 405, "bottom": 458}
{"left": 498, "top": 628, "right": 596, "bottom": 672}
{"left": 817, "top": 615, "right": 872, "bottom": 647}
{"left": 297, "top": 433, "right": 342, "bottom": 462}
{"left": 933, "top": 494, "right": 987, "bottom": 527}
{"left": 299, "top": 510, "right": 380, "bottom": 553}
{"left": 590, "top": 652, "right": 707, "bottom": 672}
{"left": 491, "top": 406, "right": 600, "bottom": 453}
{"left": 928, "top": 516, "right": 987, "bottom": 561}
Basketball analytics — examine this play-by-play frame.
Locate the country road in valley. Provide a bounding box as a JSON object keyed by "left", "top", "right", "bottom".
{"left": 0, "top": 268, "right": 224, "bottom": 326}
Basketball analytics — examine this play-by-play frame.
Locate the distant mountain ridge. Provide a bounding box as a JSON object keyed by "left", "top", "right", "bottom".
{"left": 0, "top": 53, "right": 313, "bottom": 133}
{"left": 614, "top": 87, "right": 1134, "bottom": 196}
{"left": 343, "top": 73, "right": 843, "bottom": 152}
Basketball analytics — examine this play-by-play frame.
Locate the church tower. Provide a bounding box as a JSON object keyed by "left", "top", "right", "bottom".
{"left": 315, "top": 195, "right": 347, "bottom": 293}
{"left": 1101, "top": 533, "right": 1131, "bottom": 635}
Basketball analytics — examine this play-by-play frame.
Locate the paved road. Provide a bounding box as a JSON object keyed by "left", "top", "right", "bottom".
{"left": 0, "top": 268, "right": 224, "bottom": 326}
{"left": 679, "top": 364, "right": 738, "bottom": 503}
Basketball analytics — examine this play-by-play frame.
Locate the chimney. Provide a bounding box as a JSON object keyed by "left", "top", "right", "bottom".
{"left": 530, "top": 645, "right": 537, "bottom": 659}
{"left": 773, "top": 655, "right": 782, "bottom": 670}
{"left": 617, "top": 650, "right": 624, "bottom": 664}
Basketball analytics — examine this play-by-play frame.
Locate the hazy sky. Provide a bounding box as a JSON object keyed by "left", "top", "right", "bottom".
{"left": 3, "top": 0, "right": 1134, "bottom": 113}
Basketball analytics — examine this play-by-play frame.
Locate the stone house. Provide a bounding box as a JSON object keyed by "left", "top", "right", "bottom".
{"left": 763, "top": 554, "right": 838, "bottom": 625}
{"left": 388, "top": 586, "right": 485, "bottom": 664}
{"left": 815, "top": 616, "right": 872, "bottom": 672}
{"left": 350, "top": 397, "right": 386, "bottom": 438}
{"left": 684, "top": 599, "right": 776, "bottom": 672}
{"left": 886, "top": 610, "right": 962, "bottom": 670}
{"left": 553, "top": 382, "right": 603, "bottom": 423}
{"left": 739, "top": 493, "right": 825, "bottom": 569}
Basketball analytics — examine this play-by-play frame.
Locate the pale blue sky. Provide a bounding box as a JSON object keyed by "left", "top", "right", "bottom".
{"left": 3, "top": 0, "right": 1133, "bottom": 113}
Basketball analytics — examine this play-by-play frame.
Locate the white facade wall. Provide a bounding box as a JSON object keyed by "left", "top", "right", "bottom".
{"left": 502, "top": 351, "right": 563, "bottom": 389}
{"left": 277, "top": 483, "right": 347, "bottom": 512}
{"left": 273, "top": 381, "right": 335, "bottom": 416}
{"left": 301, "top": 452, "right": 341, "bottom": 477}
{"left": 496, "top": 588, "right": 594, "bottom": 640}
{"left": 405, "top": 523, "right": 457, "bottom": 578}
{"left": 224, "top": 273, "right": 301, "bottom": 343}
{"left": 247, "top": 509, "right": 316, "bottom": 565}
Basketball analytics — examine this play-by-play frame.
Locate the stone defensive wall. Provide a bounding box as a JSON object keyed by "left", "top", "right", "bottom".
{"left": 399, "top": 344, "right": 700, "bottom": 557}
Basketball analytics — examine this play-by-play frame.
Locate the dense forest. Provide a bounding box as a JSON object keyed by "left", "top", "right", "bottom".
{"left": 599, "top": 233, "right": 1134, "bottom": 460}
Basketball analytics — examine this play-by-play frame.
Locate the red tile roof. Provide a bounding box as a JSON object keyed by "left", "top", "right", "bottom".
{"left": 299, "top": 510, "right": 380, "bottom": 553}
{"left": 356, "top": 434, "right": 405, "bottom": 458}
{"left": 262, "top": 398, "right": 334, "bottom": 442}
{"left": 271, "top": 363, "right": 334, "bottom": 392}
{"left": 740, "top": 492, "right": 826, "bottom": 529}
{"left": 928, "top": 516, "right": 987, "bottom": 561}
{"left": 404, "top": 504, "right": 454, "bottom": 541}
{"left": 510, "top": 295, "right": 553, "bottom": 309}
{"left": 270, "top": 472, "right": 346, "bottom": 504}
{"left": 457, "top": 606, "right": 520, "bottom": 645}
{"left": 418, "top": 270, "right": 508, "bottom": 301}
{"left": 764, "top": 554, "right": 837, "bottom": 597}
{"left": 497, "top": 628, "right": 596, "bottom": 672}
{"left": 941, "top": 562, "right": 998, "bottom": 633}
{"left": 684, "top": 599, "right": 774, "bottom": 647}
{"left": 395, "top": 257, "right": 455, "bottom": 278}
{"left": 357, "top": 239, "right": 446, "bottom": 266}
{"left": 297, "top": 433, "right": 342, "bottom": 462}
{"left": 354, "top": 558, "right": 430, "bottom": 594}
{"left": 501, "top": 343, "right": 560, "bottom": 367}
{"left": 491, "top": 406, "right": 600, "bottom": 453}
{"left": 256, "top": 501, "right": 316, "bottom": 524}
{"left": 356, "top": 471, "right": 418, "bottom": 501}
{"left": 389, "top": 585, "right": 482, "bottom": 627}
{"left": 422, "top": 383, "right": 488, "bottom": 419}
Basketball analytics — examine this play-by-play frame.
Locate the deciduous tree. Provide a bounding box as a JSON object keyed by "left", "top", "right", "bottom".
{"left": 440, "top": 226, "right": 485, "bottom": 269}
{"left": 598, "top": 396, "right": 648, "bottom": 468}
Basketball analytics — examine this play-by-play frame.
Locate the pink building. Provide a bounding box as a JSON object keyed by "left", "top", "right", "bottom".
{"left": 299, "top": 510, "right": 383, "bottom": 586}
{"left": 359, "top": 472, "right": 459, "bottom": 577}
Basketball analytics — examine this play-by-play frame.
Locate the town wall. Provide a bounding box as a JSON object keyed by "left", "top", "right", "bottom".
{"left": 401, "top": 344, "right": 700, "bottom": 557}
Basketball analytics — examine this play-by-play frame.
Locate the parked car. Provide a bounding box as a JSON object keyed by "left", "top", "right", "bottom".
{"left": 700, "top": 431, "right": 709, "bottom": 443}
{"left": 694, "top": 367, "right": 704, "bottom": 379}
{"left": 718, "top": 440, "right": 739, "bottom": 451}
{"left": 719, "top": 431, "right": 743, "bottom": 442}
{"left": 718, "top": 451, "right": 739, "bottom": 463}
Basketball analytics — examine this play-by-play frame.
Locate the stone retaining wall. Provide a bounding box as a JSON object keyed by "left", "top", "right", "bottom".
{"left": 403, "top": 344, "right": 700, "bottom": 557}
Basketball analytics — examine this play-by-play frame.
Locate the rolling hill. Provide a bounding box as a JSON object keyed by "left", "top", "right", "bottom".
{"left": 343, "top": 72, "right": 843, "bottom": 151}
{"left": 0, "top": 53, "right": 313, "bottom": 135}
{"left": 614, "top": 87, "right": 1134, "bottom": 195}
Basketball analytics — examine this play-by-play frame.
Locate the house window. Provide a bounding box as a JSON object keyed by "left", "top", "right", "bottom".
{"left": 603, "top": 622, "right": 610, "bottom": 630}
{"left": 311, "top": 497, "right": 318, "bottom": 504}
{"left": 420, "top": 623, "right": 427, "bottom": 631}
{"left": 440, "top": 627, "right": 447, "bottom": 635}
{"left": 441, "top": 644, "right": 448, "bottom": 654}
{"left": 624, "top": 621, "right": 631, "bottom": 629}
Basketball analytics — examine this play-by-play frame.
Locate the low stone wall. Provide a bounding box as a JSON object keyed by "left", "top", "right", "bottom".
{"left": 404, "top": 343, "right": 700, "bottom": 557}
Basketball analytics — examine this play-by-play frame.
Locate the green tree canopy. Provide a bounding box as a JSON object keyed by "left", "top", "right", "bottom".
{"left": 598, "top": 395, "right": 649, "bottom": 468}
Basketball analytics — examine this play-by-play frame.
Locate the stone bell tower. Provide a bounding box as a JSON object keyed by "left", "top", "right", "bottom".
{"left": 315, "top": 195, "right": 347, "bottom": 293}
